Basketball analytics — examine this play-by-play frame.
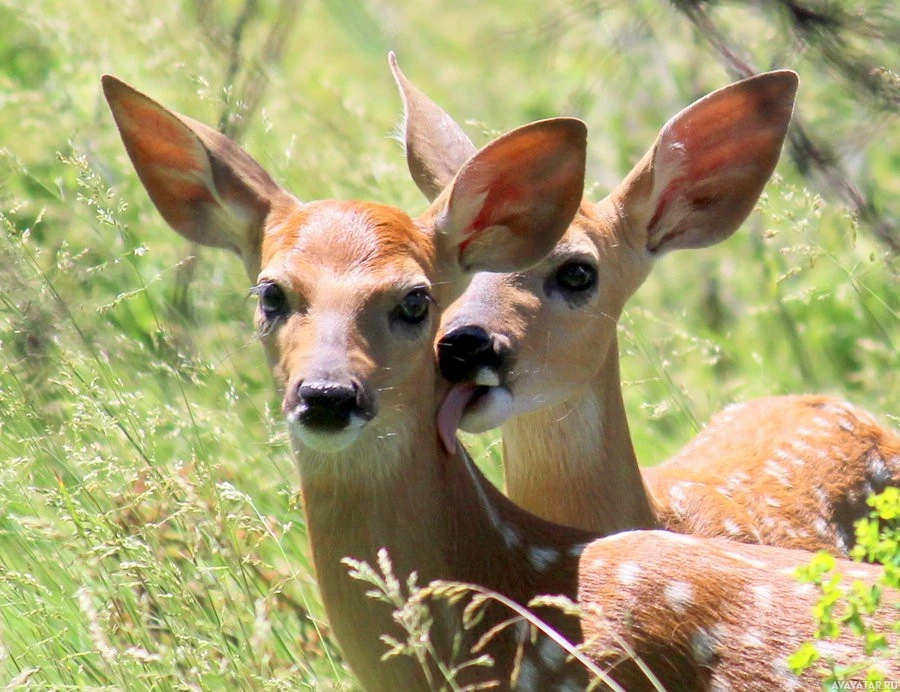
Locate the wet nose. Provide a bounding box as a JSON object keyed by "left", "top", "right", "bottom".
{"left": 295, "top": 379, "right": 373, "bottom": 430}
{"left": 437, "top": 325, "right": 509, "bottom": 383}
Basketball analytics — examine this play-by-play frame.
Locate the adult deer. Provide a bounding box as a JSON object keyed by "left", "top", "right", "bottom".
{"left": 103, "top": 70, "right": 896, "bottom": 691}
{"left": 393, "top": 59, "right": 900, "bottom": 550}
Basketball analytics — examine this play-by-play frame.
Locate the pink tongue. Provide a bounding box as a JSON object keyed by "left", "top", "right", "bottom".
{"left": 437, "top": 383, "right": 479, "bottom": 454}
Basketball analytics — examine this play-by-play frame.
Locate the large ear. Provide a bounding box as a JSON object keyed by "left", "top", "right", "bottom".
{"left": 431, "top": 117, "right": 587, "bottom": 273}
{"left": 389, "top": 52, "right": 477, "bottom": 202}
{"left": 102, "top": 75, "right": 284, "bottom": 264}
{"left": 615, "top": 70, "right": 798, "bottom": 255}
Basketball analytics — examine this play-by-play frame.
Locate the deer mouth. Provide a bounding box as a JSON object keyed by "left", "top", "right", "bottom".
{"left": 281, "top": 377, "right": 378, "bottom": 453}
{"left": 438, "top": 383, "right": 515, "bottom": 453}
{"left": 286, "top": 407, "right": 371, "bottom": 453}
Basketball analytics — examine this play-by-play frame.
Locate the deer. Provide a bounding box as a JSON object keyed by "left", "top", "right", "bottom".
{"left": 392, "top": 57, "right": 900, "bottom": 552}
{"left": 103, "top": 69, "right": 897, "bottom": 691}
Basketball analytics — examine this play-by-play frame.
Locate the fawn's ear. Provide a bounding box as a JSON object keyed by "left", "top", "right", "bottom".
{"left": 431, "top": 117, "right": 587, "bottom": 273}
{"left": 389, "top": 52, "right": 477, "bottom": 202}
{"left": 615, "top": 70, "right": 798, "bottom": 255}
{"left": 102, "top": 75, "right": 284, "bottom": 264}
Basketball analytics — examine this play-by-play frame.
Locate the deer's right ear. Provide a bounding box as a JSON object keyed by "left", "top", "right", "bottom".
{"left": 102, "top": 75, "right": 283, "bottom": 263}
{"left": 431, "top": 118, "right": 587, "bottom": 274}
{"left": 389, "top": 52, "right": 477, "bottom": 202}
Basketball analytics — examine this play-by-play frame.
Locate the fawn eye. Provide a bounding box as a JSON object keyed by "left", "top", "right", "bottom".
{"left": 394, "top": 288, "right": 431, "bottom": 325}
{"left": 256, "top": 281, "right": 288, "bottom": 318}
{"left": 553, "top": 261, "right": 597, "bottom": 293}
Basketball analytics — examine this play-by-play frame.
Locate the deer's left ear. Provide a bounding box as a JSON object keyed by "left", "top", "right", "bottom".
{"left": 389, "top": 52, "right": 477, "bottom": 203}
{"left": 431, "top": 117, "right": 587, "bottom": 274}
{"left": 102, "top": 75, "right": 288, "bottom": 267}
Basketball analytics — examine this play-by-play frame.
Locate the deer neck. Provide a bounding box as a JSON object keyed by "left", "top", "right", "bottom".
{"left": 296, "top": 378, "right": 588, "bottom": 691}
{"left": 502, "top": 335, "right": 658, "bottom": 534}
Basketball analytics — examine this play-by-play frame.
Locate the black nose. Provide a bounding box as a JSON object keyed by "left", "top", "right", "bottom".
{"left": 295, "top": 380, "right": 373, "bottom": 430}
{"left": 437, "top": 325, "right": 509, "bottom": 383}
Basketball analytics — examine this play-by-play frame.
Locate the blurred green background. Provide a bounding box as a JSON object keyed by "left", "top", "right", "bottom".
{"left": 0, "top": 0, "right": 896, "bottom": 687}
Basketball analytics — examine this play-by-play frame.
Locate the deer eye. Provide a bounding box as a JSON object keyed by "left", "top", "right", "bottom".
{"left": 393, "top": 288, "right": 431, "bottom": 325}
{"left": 554, "top": 261, "right": 597, "bottom": 293}
{"left": 255, "top": 281, "right": 288, "bottom": 318}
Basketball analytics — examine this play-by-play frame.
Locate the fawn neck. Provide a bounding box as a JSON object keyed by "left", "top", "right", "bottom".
{"left": 296, "top": 375, "right": 588, "bottom": 691}
{"left": 502, "top": 336, "right": 658, "bottom": 534}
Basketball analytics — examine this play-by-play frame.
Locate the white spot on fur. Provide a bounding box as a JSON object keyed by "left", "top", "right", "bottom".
{"left": 828, "top": 445, "right": 850, "bottom": 463}
{"left": 815, "top": 640, "right": 855, "bottom": 660}
{"left": 500, "top": 524, "right": 523, "bottom": 550}
{"left": 668, "top": 482, "right": 692, "bottom": 515}
{"left": 822, "top": 402, "right": 852, "bottom": 418}
{"left": 593, "top": 530, "right": 639, "bottom": 545}
{"left": 557, "top": 681, "right": 583, "bottom": 692}
{"left": 516, "top": 656, "right": 540, "bottom": 690}
{"left": 732, "top": 471, "right": 752, "bottom": 483}
{"left": 710, "top": 677, "right": 732, "bottom": 692}
{"left": 537, "top": 637, "right": 567, "bottom": 669}
{"left": 763, "top": 459, "right": 792, "bottom": 487}
{"left": 794, "top": 581, "right": 815, "bottom": 597}
{"left": 764, "top": 496, "right": 782, "bottom": 508}
{"left": 787, "top": 436, "right": 815, "bottom": 456}
{"left": 868, "top": 454, "right": 890, "bottom": 486}
{"left": 722, "top": 519, "right": 743, "bottom": 537}
{"left": 837, "top": 418, "right": 856, "bottom": 433}
{"left": 835, "top": 530, "right": 851, "bottom": 553}
{"left": 721, "top": 471, "right": 751, "bottom": 493}
{"left": 515, "top": 644, "right": 582, "bottom": 692}
{"left": 742, "top": 628, "right": 766, "bottom": 648}
{"left": 569, "top": 542, "right": 588, "bottom": 559}
{"left": 772, "top": 659, "right": 803, "bottom": 691}
{"left": 772, "top": 448, "right": 794, "bottom": 465}
{"left": 617, "top": 561, "right": 641, "bottom": 586}
{"left": 658, "top": 531, "right": 702, "bottom": 546}
{"left": 813, "top": 516, "right": 831, "bottom": 539}
{"left": 690, "top": 625, "right": 725, "bottom": 666}
{"left": 664, "top": 581, "right": 694, "bottom": 613}
{"left": 811, "top": 416, "right": 834, "bottom": 431}
{"left": 751, "top": 583, "right": 773, "bottom": 610}
{"left": 724, "top": 551, "right": 768, "bottom": 569}
{"left": 528, "top": 546, "right": 561, "bottom": 572}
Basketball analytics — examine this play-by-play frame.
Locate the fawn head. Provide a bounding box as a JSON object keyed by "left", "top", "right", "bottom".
{"left": 394, "top": 63, "right": 798, "bottom": 431}
{"left": 102, "top": 72, "right": 586, "bottom": 460}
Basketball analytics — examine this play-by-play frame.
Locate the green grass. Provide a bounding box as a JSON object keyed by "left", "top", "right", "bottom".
{"left": 0, "top": 0, "right": 897, "bottom": 687}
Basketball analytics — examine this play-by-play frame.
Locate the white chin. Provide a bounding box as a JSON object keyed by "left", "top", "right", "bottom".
{"left": 459, "top": 387, "right": 515, "bottom": 433}
{"left": 289, "top": 422, "right": 364, "bottom": 453}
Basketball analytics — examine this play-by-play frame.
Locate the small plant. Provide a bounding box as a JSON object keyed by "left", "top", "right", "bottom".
{"left": 343, "top": 549, "right": 495, "bottom": 691}
{"left": 789, "top": 487, "right": 900, "bottom": 685}
{"left": 345, "top": 549, "right": 662, "bottom": 692}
